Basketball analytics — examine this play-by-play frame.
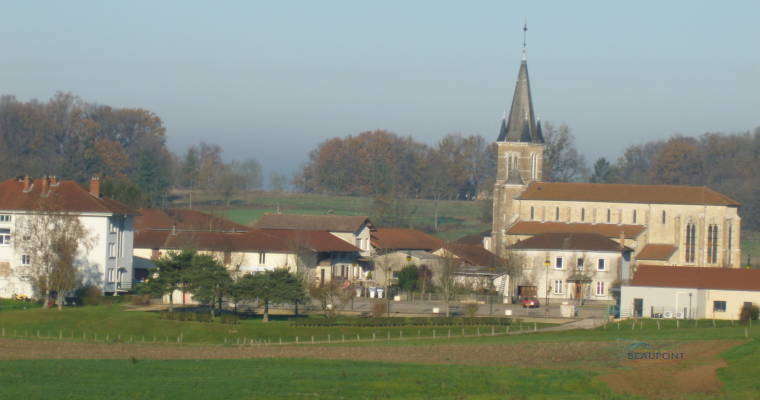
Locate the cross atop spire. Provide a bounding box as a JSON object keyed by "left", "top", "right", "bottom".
{"left": 522, "top": 19, "right": 528, "bottom": 60}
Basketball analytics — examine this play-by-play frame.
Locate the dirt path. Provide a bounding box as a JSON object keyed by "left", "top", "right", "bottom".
{"left": 596, "top": 340, "right": 743, "bottom": 399}
{"left": 0, "top": 337, "right": 621, "bottom": 368}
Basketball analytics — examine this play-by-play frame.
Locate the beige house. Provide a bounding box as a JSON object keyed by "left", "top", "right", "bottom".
{"left": 491, "top": 48, "right": 741, "bottom": 269}
{"left": 621, "top": 265, "right": 760, "bottom": 320}
{"left": 508, "top": 232, "right": 631, "bottom": 302}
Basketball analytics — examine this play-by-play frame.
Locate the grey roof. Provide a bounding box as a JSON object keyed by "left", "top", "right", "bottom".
{"left": 497, "top": 60, "right": 543, "bottom": 144}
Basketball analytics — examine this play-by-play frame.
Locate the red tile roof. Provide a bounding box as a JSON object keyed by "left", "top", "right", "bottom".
{"left": 371, "top": 228, "right": 443, "bottom": 251}
{"left": 636, "top": 244, "right": 678, "bottom": 261}
{"left": 135, "top": 208, "right": 249, "bottom": 232}
{"left": 506, "top": 221, "right": 646, "bottom": 239}
{"left": 253, "top": 229, "right": 361, "bottom": 253}
{"left": 0, "top": 177, "right": 137, "bottom": 215}
{"left": 518, "top": 182, "right": 739, "bottom": 206}
{"left": 631, "top": 265, "right": 760, "bottom": 291}
{"left": 254, "top": 213, "right": 371, "bottom": 233}
{"left": 508, "top": 232, "right": 630, "bottom": 252}
{"left": 436, "top": 243, "right": 498, "bottom": 267}
{"left": 455, "top": 231, "right": 491, "bottom": 246}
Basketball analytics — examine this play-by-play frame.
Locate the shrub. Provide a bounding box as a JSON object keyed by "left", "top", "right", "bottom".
{"left": 194, "top": 312, "right": 213, "bottom": 323}
{"left": 740, "top": 303, "right": 759, "bottom": 324}
{"left": 76, "top": 285, "right": 103, "bottom": 306}
{"left": 371, "top": 301, "right": 388, "bottom": 318}
{"left": 220, "top": 314, "right": 240, "bottom": 325}
{"left": 463, "top": 303, "right": 479, "bottom": 318}
{"left": 130, "top": 295, "right": 151, "bottom": 306}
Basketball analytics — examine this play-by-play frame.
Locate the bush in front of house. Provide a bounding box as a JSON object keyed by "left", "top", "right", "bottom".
{"left": 220, "top": 313, "right": 240, "bottom": 325}
{"left": 740, "top": 303, "right": 759, "bottom": 324}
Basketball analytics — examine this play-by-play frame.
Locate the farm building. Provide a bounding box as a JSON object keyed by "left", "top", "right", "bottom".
{"left": 620, "top": 265, "right": 760, "bottom": 320}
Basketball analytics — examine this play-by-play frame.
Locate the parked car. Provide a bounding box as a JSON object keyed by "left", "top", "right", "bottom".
{"left": 521, "top": 298, "right": 540, "bottom": 308}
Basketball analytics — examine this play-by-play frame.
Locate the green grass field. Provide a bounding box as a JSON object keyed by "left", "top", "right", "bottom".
{"left": 176, "top": 190, "right": 490, "bottom": 241}
{"left": 4, "top": 306, "right": 760, "bottom": 398}
{"left": 0, "top": 358, "right": 614, "bottom": 400}
{"left": 0, "top": 305, "right": 554, "bottom": 345}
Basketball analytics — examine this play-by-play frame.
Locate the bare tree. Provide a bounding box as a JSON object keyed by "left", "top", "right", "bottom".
{"left": 437, "top": 248, "right": 463, "bottom": 317}
{"left": 14, "top": 200, "right": 95, "bottom": 309}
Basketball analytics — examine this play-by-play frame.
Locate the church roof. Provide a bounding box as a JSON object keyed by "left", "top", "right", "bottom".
{"left": 497, "top": 60, "right": 543, "bottom": 144}
{"left": 506, "top": 221, "right": 646, "bottom": 239}
{"left": 636, "top": 244, "right": 678, "bottom": 261}
{"left": 517, "top": 182, "right": 739, "bottom": 206}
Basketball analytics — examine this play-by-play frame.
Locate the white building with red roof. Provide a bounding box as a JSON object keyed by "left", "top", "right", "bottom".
{"left": 0, "top": 176, "right": 138, "bottom": 299}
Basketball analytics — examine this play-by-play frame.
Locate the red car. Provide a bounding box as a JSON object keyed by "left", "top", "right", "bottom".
{"left": 521, "top": 298, "right": 540, "bottom": 308}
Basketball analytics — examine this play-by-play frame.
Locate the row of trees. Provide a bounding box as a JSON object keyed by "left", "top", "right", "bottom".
{"left": 137, "top": 250, "right": 307, "bottom": 322}
{"left": 590, "top": 129, "right": 760, "bottom": 229}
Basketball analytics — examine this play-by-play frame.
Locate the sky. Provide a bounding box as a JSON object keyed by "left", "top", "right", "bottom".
{"left": 1, "top": 1, "right": 758, "bottom": 182}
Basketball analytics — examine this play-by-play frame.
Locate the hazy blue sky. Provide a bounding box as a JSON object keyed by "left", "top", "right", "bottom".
{"left": 1, "top": 1, "right": 758, "bottom": 180}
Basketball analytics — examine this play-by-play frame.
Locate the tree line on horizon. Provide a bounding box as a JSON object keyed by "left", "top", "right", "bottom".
{"left": 1, "top": 92, "right": 758, "bottom": 229}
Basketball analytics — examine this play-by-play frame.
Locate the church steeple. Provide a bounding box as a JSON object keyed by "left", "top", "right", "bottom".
{"left": 497, "top": 23, "right": 543, "bottom": 144}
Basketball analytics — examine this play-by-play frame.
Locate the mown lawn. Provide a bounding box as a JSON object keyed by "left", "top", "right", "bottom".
{"left": 0, "top": 358, "right": 616, "bottom": 400}
{"left": 0, "top": 305, "right": 552, "bottom": 346}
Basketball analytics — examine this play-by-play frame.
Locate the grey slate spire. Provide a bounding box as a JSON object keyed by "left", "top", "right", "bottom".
{"left": 497, "top": 59, "right": 542, "bottom": 143}
{"left": 497, "top": 23, "right": 543, "bottom": 144}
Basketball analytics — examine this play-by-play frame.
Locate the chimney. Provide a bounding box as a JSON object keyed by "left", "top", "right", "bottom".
{"left": 41, "top": 176, "right": 49, "bottom": 195}
{"left": 89, "top": 176, "right": 100, "bottom": 198}
{"left": 49, "top": 176, "right": 59, "bottom": 186}
{"left": 22, "top": 176, "right": 31, "bottom": 192}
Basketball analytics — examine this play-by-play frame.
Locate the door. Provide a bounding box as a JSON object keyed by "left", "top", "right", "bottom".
{"left": 320, "top": 269, "right": 325, "bottom": 287}
{"left": 633, "top": 298, "right": 643, "bottom": 318}
{"left": 574, "top": 283, "right": 582, "bottom": 300}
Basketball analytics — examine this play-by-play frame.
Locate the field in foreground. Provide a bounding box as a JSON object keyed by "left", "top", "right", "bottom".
{"left": 4, "top": 306, "right": 760, "bottom": 398}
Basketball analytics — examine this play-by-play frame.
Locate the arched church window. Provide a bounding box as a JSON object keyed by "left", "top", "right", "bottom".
{"left": 555, "top": 207, "right": 559, "bottom": 221}
{"left": 685, "top": 222, "right": 696, "bottom": 263}
{"left": 707, "top": 224, "right": 718, "bottom": 264}
{"left": 607, "top": 209, "right": 611, "bottom": 223}
{"left": 581, "top": 208, "right": 585, "bottom": 222}
{"left": 632, "top": 210, "right": 637, "bottom": 224}
{"left": 530, "top": 206, "right": 534, "bottom": 220}
{"left": 662, "top": 211, "right": 666, "bottom": 224}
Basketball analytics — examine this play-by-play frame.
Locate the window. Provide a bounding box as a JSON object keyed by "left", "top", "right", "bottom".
{"left": 555, "top": 207, "right": 559, "bottom": 221}
{"left": 597, "top": 259, "right": 606, "bottom": 271}
{"left": 662, "top": 210, "right": 666, "bottom": 224}
{"left": 596, "top": 281, "right": 605, "bottom": 296}
{"left": 707, "top": 224, "right": 718, "bottom": 264}
{"left": 109, "top": 221, "right": 117, "bottom": 234}
{"left": 0, "top": 228, "right": 10, "bottom": 245}
{"left": 108, "top": 243, "right": 115, "bottom": 258}
{"left": 554, "top": 257, "right": 564, "bottom": 270}
{"left": 632, "top": 210, "right": 637, "bottom": 224}
{"left": 581, "top": 208, "right": 585, "bottom": 222}
{"left": 553, "top": 280, "right": 563, "bottom": 294}
{"left": 107, "top": 268, "right": 116, "bottom": 283}
{"left": 685, "top": 222, "right": 696, "bottom": 263}
{"left": 577, "top": 258, "right": 584, "bottom": 271}
{"left": 0, "top": 215, "right": 10, "bottom": 223}
{"left": 392, "top": 270, "right": 399, "bottom": 279}
{"left": 728, "top": 224, "right": 733, "bottom": 265}
{"left": 530, "top": 206, "right": 534, "bottom": 220}
{"left": 223, "top": 251, "right": 231, "bottom": 264}
{"left": 259, "top": 252, "right": 266, "bottom": 264}
{"left": 713, "top": 301, "right": 727, "bottom": 312}
{"left": 606, "top": 209, "right": 611, "bottom": 223}
{"left": 21, "top": 255, "right": 30, "bottom": 265}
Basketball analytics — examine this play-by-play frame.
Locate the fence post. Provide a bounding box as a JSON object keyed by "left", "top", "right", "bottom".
{"left": 533, "top": 323, "right": 536, "bottom": 332}
{"left": 341, "top": 334, "right": 344, "bottom": 342}
{"left": 477, "top": 327, "right": 481, "bottom": 336}
{"left": 328, "top": 334, "right": 331, "bottom": 343}
{"left": 387, "top": 331, "right": 390, "bottom": 341}
{"left": 433, "top": 329, "right": 436, "bottom": 338}
{"left": 59, "top": 330, "right": 62, "bottom": 340}
{"left": 296, "top": 336, "right": 299, "bottom": 344}
{"left": 372, "top": 333, "right": 376, "bottom": 342}
{"left": 491, "top": 326, "right": 495, "bottom": 336}
{"left": 311, "top": 336, "right": 314, "bottom": 344}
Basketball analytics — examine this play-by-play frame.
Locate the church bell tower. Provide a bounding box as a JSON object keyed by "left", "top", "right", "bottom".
{"left": 492, "top": 23, "right": 545, "bottom": 256}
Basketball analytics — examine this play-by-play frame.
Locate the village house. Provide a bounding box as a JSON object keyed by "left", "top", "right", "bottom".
{"left": 133, "top": 209, "right": 363, "bottom": 288}
{"left": 621, "top": 266, "right": 760, "bottom": 320}
{"left": 0, "top": 176, "right": 137, "bottom": 298}
{"left": 507, "top": 232, "right": 631, "bottom": 302}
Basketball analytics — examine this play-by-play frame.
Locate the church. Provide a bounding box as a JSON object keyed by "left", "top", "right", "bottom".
{"left": 490, "top": 41, "right": 742, "bottom": 300}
